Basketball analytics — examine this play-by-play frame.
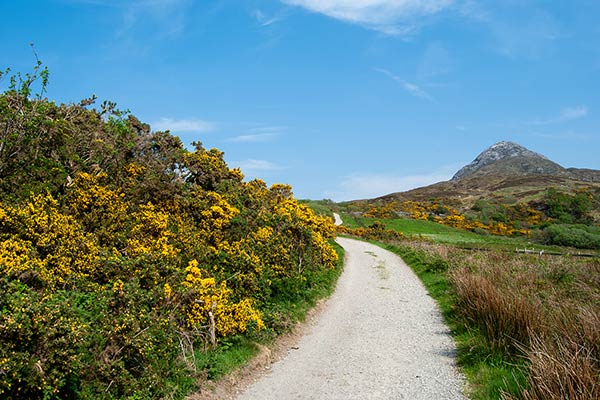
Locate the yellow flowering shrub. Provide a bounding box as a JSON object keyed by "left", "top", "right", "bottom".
{"left": 127, "top": 202, "right": 179, "bottom": 260}
{"left": 68, "top": 172, "right": 128, "bottom": 245}
{"left": 180, "top": 260, "right": 264, "bottom": 336}
{"left": 270, "top": 197, "right": 338, "bottom": 274}
{"left": 69, "top": 173, "right": 127, "bottom": 217}
{"left": 199, "top": 191, "right": 239, "bottom": 232}
{"left": 363, "top": 201, "right": 400, "bottom": 218}
{"left": 0, "top": 79, "right": 340, "bottom": 397}
{"left": 125, "top": 162, "right": 147, "bottom": 177}
{"left": 0, "top": 193, "right": 99, "bottom": 288}
{"left": 0, "top": 237, "right": 46, "bottom": 278}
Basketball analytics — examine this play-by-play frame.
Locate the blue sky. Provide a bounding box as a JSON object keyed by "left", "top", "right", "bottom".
{"left": 2, "top": 0, "right": 599, "bottom": 201}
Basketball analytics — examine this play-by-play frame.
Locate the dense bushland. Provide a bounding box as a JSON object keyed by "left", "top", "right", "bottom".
{"left": 0, "top": 64, "right": 338, "bottom": 398}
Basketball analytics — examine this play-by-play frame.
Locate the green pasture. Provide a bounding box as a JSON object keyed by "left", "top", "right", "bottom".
{"left": 340, "top": 212, "right": 559, "bottom": 251}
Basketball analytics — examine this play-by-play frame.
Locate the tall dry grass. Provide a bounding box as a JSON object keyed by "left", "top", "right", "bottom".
{"left": 413, "top": 243, "right": 599, "bottom": 399}
{"left": 451, "top": 272, "right": 545, "bottom": 355}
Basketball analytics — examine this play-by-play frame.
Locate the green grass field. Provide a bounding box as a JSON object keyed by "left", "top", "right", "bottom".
{"left": 339, "top": 212, "right": 575, "bottom": 252}
{"left": 300, "top": 200, "right": 336, "bottom": 218}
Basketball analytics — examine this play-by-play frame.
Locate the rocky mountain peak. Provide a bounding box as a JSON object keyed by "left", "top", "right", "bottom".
{"left": 451, "top": 141, "right": 558, "bottom": 181}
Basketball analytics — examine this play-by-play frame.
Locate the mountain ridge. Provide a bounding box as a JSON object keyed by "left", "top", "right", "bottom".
{"left": 366, "top": 141, "right": 600, "bottom": 207}
{"left": 451, "top": 141, "right": 563, "bottom": 181}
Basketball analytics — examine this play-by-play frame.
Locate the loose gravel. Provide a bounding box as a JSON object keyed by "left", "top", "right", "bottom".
{"left": 237, "top": 236, "right": 466, "bottom": 400}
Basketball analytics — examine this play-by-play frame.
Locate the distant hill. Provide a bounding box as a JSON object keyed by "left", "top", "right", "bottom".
{"left": 369, "top": 141, "right": 600, "bottom": 209}
{"left": 451, "top": 141, "right": 600, "bottom": 182}
{"left": 451, "top": 141, "right": 563, "bottom": 181}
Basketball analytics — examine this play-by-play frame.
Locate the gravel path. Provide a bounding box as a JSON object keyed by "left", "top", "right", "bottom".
{"left": 333, "top": 213, "right": 343, "bottom": 226}
{"left": 237, "top": 234, "right": 466, "bottom": 400}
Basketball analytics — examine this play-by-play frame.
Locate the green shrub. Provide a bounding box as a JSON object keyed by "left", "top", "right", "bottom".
{"left": 542, "top": 224, "right": 600, "bottom": 249}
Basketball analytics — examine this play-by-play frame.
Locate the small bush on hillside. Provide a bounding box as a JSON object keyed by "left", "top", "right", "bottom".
{"left": 541, "top": 224, "right": 600, "bottom": 249}
{"left": 544, "top": 188, "right": 594, "bottom": 224}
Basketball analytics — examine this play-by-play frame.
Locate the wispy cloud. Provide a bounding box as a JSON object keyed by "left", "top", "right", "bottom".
{"left": 325, "top": 165, "right": 457, "bottom": 201}
{"left": 458, "top": 3, "right": 561, "bottom": 60}
{"left": 233, "top": 159, "right": 283, "bottom": 172}
{"left": 67, "top": 0, "right": 192, "bottom": 37}
{"left": 229, "top": 126, "right": 285, "bottom": 143}
{"left": 530, "top": 131, "right": 594, "bottom": 141}
{"left": 152, "top": 117, "right": 215, "bottom": 133}
{"left": 229, "top": 134, "right": 278, "bottom": 143}
{"left": 374, "top": 68, "right": 433, "bottom": 100}
{"left": 121, "top": 0, "right": 192, "bottom": 37}
{"left": 252, "top": 9, "right": 287, "bottom": 27}
{"left": 529, "top": 106, "right": 589, "bottom": 125}
{"left": 281, "top": 0, "right": 453, "bottom": 35}
{"left": 417, "top": 42, "right": 453, "bottom": 80}
{"left": 559, "top": 106, "right": 589, "bottom": 120}
{"left": 493, "top": 11, "right": 560, "bottom": 60}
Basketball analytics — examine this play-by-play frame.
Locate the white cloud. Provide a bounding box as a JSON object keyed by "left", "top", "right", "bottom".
{"left": 281, "top": 0, "right": 453, "bottom": 34}
{"left": 252, "top": 9, "right": 287, "bottom": 27}
{"left": 234, "top": 159, "right": 283, "bottom": 172}
{"left": 559, "top": 106, "right": 588, "bottom": 121}
{"left": 374, "top": 68, "right": 433, "bottom": 100}
{"left": 457, "top": 4, "right": 560, "bottom": 60}
{"left": 529, "top": 106, "right": 589, "bottom": 125}
{"left": 67, "top": 0, "right": 192, "bottom": 37}
{"left": 229, "top": 134, "right": 277, "bottom": 143}
{"left": 325, "top": 166, "right": 457, "bottom": 201}
{"left": 530, "top": 131, "right": 594, "bottom": 141}
{"left": 229, "top": 126, "right": 285, "bottom": 142}
{"left": 121, "top": 0, "right": 191, "bottom": 37}
{"left": 152, "top": 117, "right": 215, "bottom": 133}
{"left": 492, "top": 10, "right": 560, "bottom": 60}
{"left": 417, "top": 42, "right": 452, "bottom": 80}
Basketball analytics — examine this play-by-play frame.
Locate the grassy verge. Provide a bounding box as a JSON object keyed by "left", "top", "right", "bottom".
{"left": 193, "top": 240, "right": 345, "bottom": 382}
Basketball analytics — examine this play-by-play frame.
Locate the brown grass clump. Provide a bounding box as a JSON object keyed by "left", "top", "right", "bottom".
{"left": 518, "top": 330, "right": 598, "bottom": 399}
{"left": 410, "top": 243, "right": 599, "bottom": 399}
{"left": 451, "top": 271, "right": 545, "bottom": 354}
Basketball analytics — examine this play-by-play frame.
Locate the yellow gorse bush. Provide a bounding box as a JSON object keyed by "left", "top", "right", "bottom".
{"left": 0, "top": 193, "right": 99, "bottom": 288}
{"left": 127, "top": 203, "right": 180, "bottom": 260}
{"left": 181, "top": 260, "right": 264, "bottom": 335}
{"left": 0, "top": 82, "right": 338, "bottom": 398}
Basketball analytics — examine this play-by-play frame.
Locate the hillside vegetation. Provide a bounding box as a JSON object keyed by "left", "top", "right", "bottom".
{"left": 0, "top": 63, "right": 339, "bottom": 398}
{"left": 342, "top": 183, "right": 600, "bottom": 250}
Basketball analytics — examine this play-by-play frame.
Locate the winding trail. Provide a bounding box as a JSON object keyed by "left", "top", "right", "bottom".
{"left": 237, "top": 215, "right": 465, "bottom": 400}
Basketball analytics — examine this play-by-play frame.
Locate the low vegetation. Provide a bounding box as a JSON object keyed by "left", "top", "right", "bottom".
{"left": 0, "top": 61, "right": 341, "bottom": 398}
